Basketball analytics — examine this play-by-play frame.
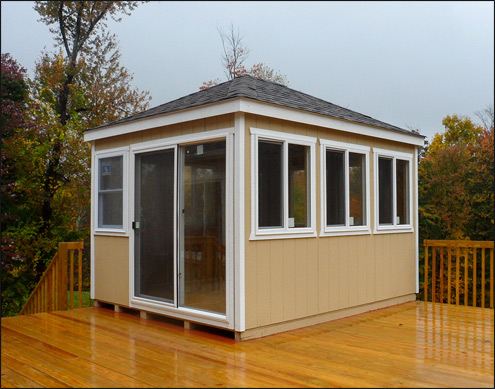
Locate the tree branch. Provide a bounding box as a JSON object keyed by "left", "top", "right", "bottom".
{"left": 58, "top": 1, "right": 71, "bottom": 58}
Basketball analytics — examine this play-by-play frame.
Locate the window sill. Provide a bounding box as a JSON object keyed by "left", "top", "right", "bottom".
{"left": 250, "top": 229, "right": 317, "bottom": 241}
{"left": 373, "top": 226, "right": 414, "bottom": 234}
{"left": 320, "top": 228, "right": 371, "bottom": 237}
{"left": 94, "top": 229, "right": 128, "bottom": 237}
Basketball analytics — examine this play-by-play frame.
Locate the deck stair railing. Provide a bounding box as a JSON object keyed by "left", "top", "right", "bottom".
{"left": 423, "top": 240, "right": 494, "bottom": 308}
{"left": 19, "top": 242, "right": 84, "bottom": 315}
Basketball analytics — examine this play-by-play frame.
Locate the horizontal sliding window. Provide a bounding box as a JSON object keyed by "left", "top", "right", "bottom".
{"left": 251, "top": 128, "right": 316, "bottom": 239}
{"left": 321, "top": 140, "right": 370, "bottom": 236}
{"left": 374, "top": 149, "right": 413, "bottom": 232}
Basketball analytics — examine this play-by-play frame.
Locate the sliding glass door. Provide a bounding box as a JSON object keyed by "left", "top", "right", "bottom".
{"left": 134, "top": 139, "right": 226, "bottom": 316}
{"left": 179, "top": 140, "right": 226, "bottom": 314}
{"left": 134, "top": 148, "right": 176, "bottom": 303}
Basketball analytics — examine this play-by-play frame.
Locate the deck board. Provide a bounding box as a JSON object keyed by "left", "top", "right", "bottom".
{"left": 1, "top": 301, "right": 493, "bottom": 388}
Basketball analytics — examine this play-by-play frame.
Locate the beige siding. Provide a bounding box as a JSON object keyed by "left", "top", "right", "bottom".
{"left": 244, "top": 113, "right": 418, "bottom": 330}
{"left": 94, "top": 114, "right": 235, "bottom": 151}
{"left": 94, "top": 236, "right": 129, "bottom": 306}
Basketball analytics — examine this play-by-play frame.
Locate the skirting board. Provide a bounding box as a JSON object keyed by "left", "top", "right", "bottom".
{"left": 236, "top": 293, "right": 417, "bottom": 341}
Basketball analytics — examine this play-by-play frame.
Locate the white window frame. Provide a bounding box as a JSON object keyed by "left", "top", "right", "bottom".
{"left": 93, "top": 147, "right": 129, "bottom": 235}
{"left": 250, "top": 128, "right": 317, "bottom": 240}
{"left": 373, "top": 148, "right": 414, "bottom": 234}
{"left": 320, "top": 139, "right": 371, "bottom": 237}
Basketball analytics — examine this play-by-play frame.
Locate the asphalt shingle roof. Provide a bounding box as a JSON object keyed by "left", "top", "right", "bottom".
{"left": 89, "top": 75, "right": 419, "bottom": 136}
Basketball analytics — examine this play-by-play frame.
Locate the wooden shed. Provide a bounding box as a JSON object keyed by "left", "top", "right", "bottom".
{"left": 84, "top": 75, "right": 425, "bottom": 340}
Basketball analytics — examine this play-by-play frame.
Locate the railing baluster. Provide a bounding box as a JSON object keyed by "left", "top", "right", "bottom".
{"left": 78, "top": 248, "right": 83, "bottom": 308}
{"left": 464, "top": 247, "right": 468, "bottom": 306}
{"left": 432, "top": 247, "right": 436, "bottom": 303}
{"left": 440, "top": 248, "right": 444, "bottom": 304}
{"left": 70, "top": 248, "right": 74, "bottom": 310}
{"left": 482, "top": 248, "right": 486, "bottom": 308}
{"left": 473, "top": 248, "right": 477, "bottom": 307}
{"left": 425, "top": 245, "right": 429, "bottom": 302}
{"left": 456, "top": 246, "right": 460, "bottom": 306}
{"left": 490, "top": 248, "right": 493, "bottom": 309}
{"left": 447, "top": 247, "right": 452, "bottom": 305}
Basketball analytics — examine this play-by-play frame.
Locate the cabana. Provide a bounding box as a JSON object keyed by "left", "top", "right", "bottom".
{"left": 84, "top": 75, "right": 425, "bottom": 340}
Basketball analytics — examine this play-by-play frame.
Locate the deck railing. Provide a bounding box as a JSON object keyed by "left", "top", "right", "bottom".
{"left": 19, "top": 242, "right": 84, "bottom": 315}
{"left": 423, "top": 240, "right": 494, "bottom": 308}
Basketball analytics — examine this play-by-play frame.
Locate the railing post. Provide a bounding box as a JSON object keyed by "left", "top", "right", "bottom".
{"left": 58, "top": 243, "right": 69, "bottom": 311}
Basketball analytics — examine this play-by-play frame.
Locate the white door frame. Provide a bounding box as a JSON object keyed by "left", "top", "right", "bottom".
{"left": 128, "top": 128, "right": 235, "bottom": 329}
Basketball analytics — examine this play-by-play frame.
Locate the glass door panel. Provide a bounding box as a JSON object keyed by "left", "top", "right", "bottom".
{"left": 134, "top": 149, "right": 175, "bottom": 303}
{"left": 179, "top": 140, "right": 226, "bottom": 314}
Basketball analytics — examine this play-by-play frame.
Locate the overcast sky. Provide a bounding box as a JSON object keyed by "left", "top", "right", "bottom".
{"left": 1, "top": 1, "right": 493, "bottom": 140}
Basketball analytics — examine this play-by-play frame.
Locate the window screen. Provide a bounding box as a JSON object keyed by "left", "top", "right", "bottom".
{"left": 396, "top": 159, "right": 410, "bottom": 225}
{"left": 378, "top": 157, "right": 393, "bottom": 225}
{"left": 258, "top": 141, "right": 283, "bottom": 228}
{"left": 98, "top": 156, "right": 123, "bottom": 228}
{"left": 326, "top": 150, "right": 345, "bottom": 226}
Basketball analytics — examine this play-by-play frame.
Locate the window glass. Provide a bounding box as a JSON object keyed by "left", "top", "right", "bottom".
{"left": 326, "top": 150, "right": 345, "bottom": 226}
{"left": 349, "top": 152, "right": 365, "bottom": 226}
{"left": 98, "top": 156, "right": 123, "bottom": 228}
{"left": 258, "top": 141, "right": 283, "bottom": 228}
{"left": 289, "top": 144, "right": 309, "bottom": 228}
{"left": 396, "top": 159, "right": 410, "bottom": 225}
{"left": 378, "top": 157, "right": 393, "bottom": 225}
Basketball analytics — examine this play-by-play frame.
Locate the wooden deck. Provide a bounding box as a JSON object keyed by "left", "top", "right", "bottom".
{"left": 1, "top": 301, "right": 493, "bottom": 388}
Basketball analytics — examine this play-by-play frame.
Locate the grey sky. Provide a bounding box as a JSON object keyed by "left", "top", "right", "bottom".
{"left": 1, "top": 1, "right": 493, "bottom": 141}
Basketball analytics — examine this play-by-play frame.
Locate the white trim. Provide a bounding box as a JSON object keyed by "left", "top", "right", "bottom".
{"left": 84, "top": 100, "right": 241, "bottom": 142}
{"left": 130, "top": 297, "right": 231, "bottom": 328}
{"left": 249, "top": 128, "right": 317, "bottom": 240}
{"left": 93, "top": 147, "right": 129, "bottom": 236}
{"left": 90, "top": 143, "right": 95, "bottom": 299}
{"left": 127, "top": 130, "right": 234, "bottom": 329}
{"left": 225, "top": 133, "right": 235, "bottom": 328}
{"left": 241, "top": 100, "right": 425, "bottom": 147}
{"left": 414, "top": 147, "right": 419, "bottom": 293}
{"left": 234, "top": 113, "right": 246, "bottom": 332}
{"left": 130, "top": 128, "right": 234, "bottom": 153}
{"left": 373, "top": 148, "right": 414, "bottom": 234}
{"left": 319, "top": 139, "right": 371, "bottom": 237}
{"left": 84, "top": 98, "right": 425, "bottom": 147}
{"left": 250, "top": 127, "right": 317, "bottom": 145}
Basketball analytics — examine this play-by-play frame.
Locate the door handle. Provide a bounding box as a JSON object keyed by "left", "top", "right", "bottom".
{"left": 132, "top": 221, "right": 140, "bottom": 230}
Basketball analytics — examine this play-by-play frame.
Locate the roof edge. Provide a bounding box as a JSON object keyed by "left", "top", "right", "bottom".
{"left": 84, "top": 97, "right": 424, "bottom": 147}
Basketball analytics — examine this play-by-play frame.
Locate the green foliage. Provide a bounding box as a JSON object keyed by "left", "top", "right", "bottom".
{"left": 1, "top": 1, "right": 150, "bottom": 317}
{"left": 418, "top": 108, "right": 494, "bottom": 304}
{"left": 419, "top": 112, "right": 493, "bottom": 242}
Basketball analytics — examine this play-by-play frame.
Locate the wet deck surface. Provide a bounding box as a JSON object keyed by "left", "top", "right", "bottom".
{"left": 1, "top": 301, "right": 493, "bottom": 387}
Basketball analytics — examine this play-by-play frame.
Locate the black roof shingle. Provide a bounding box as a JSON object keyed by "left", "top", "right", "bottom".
{"left": 89, "top": 75, "right": 420, "bottom": 136}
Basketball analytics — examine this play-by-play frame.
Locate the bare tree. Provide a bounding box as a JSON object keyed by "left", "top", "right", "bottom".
{"left": 218, "top": 23, "right": 250, "bottom": 80}
{"left": 201, "top": 24, "right": 289, "bottom": 89}
{"left": 475, "top": 104, "right": 494, "bottom": 130}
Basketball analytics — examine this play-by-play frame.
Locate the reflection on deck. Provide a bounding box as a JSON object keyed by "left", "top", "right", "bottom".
{"left": 1, "top": 301, "right": 493, "bottom": 388}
